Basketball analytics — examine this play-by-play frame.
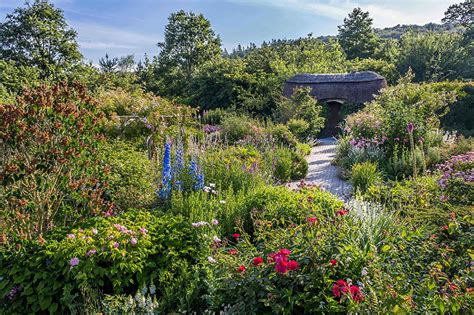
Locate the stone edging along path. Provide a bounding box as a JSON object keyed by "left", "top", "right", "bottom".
{"left": 289, "top": 137, "right": 352, "bottom": 201}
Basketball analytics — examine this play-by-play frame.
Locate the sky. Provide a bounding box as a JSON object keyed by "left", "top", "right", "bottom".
{"left": 0, "top": 0, "right": 459, "bottom": 63}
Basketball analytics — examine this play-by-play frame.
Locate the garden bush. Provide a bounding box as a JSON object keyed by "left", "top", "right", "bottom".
{"left": 1, "top": 82, "right": 110, "bottom": 244}
{"left": 0, "top": 209, "right": 212, "bottom": 314}
{"left": 98, "top": 140, "right": 156, "bottom": 211}
{"left": 351, "top": 161, "right": 382, "bottom": 193}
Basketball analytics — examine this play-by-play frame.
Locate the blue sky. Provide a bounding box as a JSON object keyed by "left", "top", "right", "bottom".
{"left": 0, "top": 0, "right": 459, "bottom": 63}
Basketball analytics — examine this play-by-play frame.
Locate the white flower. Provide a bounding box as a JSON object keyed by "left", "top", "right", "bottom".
{"left": 208, "top": 256, "right": 217, "bottom": 263}
{"left": 213, "top": 235, "right": 221, "bottom": 242}
{"left": 209, "top": 183, "right": 216, "bottom": 188}
{"left": 192, "top": 221, "right": 209, "bottom": 227}
{"left": 211, "top": 219, "right": 219, "bottom": 225}
{"left": 203, "top": 186, "right": 211, "bottom": 193}
{"left": 219, "top": 200, "right": 226, "bottom": 204}
{"left": 361, "top": 267, "right": 368, "bottom": 276}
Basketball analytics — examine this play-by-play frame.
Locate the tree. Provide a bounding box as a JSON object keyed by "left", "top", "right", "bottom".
{"left": 0, "top": 0, "right": 82, "bottom": 78}
{"left": 338, "top": 8, "right": 379, "bottom": 59}
{"left": 397, "top": 32, "right": 469, "bottom": 81}
{"left": 154, "top": 10, "right": 222, "bottom": 97}
{"left": 99, "top": 53, "right": 119, "bottom": 73}
{"left": 442, "top": 0, "right": 473, "bottom": 27}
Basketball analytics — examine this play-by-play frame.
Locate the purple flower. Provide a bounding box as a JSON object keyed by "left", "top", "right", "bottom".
{"left": 407, "top": 122, "right": 414, "bottom": 134}
{"left": 113, "top": 242, "right": 119, "bottom": 248}
{"left": 67, "top": 234, "right": 75, "bottom": 239}
{"left": 139, "top": 227, "right": 148, "bottom": 235}
{"left": 130, "top": 238, "right": 138, "bottom": 246}
{"left": 70, "top": 257, "right": 79, "bottom": 267}
{"left": 211, "top": 219, "right": 219, "bottom": 225}
{"left": 86, "top": 249, "right": 97, "bottom": 256}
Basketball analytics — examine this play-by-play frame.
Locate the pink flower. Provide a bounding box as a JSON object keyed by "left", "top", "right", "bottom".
{"left": 139, "top": 227, "right": 147, "bottom": 235}
{"left": 211, "top": 219, "right": 219, "bottom": 225}
{"left": 307, "top": 217, "right": 318, "bottom": 225}
{"left": 67, "top": 234, "right": 75, "bottom": 239}
{"left": 91, "top": 228, "right": 98, "bottom": 235}
{"left": 407, "top": 122, "right": 414, "bottom": 133}
{"left": 279, "top": 248, "right": 291, "bottom": 256}
{"left": 130, "top": 238, "right": 137, "bottom": 246}
{"left": 69, "top": 257, "right": 79, "bottom": 267}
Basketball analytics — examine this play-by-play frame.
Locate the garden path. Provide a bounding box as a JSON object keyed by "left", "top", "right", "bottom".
{"left": 289, "top": 138, "right": 352, "bottom": 201}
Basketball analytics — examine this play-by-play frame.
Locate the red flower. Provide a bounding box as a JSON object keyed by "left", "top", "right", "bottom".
{"left": 307, "top": 217, "right": 318, "bottom": 225}
{"left": 279, "top": 248, "right": 291, "bottom": 256}
{"left": 350, "top": 285, "right": 363, "bottom": 303}
{"left": 442, "top": 225, "right": 449, "bottom": 231}
{"left": 336, "top": 209, "right": 349, "bottom": 216}
{"left": 252, "top": 256, "right": 264, "bottom": 266}
{"left": 237, "top": 265, "right": 246, "bottom": 272}
{"left": 287, "top": 260, "right": 299, "bottom": 271}
{"left": 232, "top": 233, "right": 241, "bottom": 240}
{"left": 228, "top": 249, "right": 238, "bottom": 255}
{"left": 332, "top": 280, "right": 350, "bottom": 299}
{"left": 330, "top": 259, "right": 337, "bottom": 267}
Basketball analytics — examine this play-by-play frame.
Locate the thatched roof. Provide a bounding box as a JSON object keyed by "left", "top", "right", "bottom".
{"left": 286, "top": 71, "right": 384, "bottom": 84}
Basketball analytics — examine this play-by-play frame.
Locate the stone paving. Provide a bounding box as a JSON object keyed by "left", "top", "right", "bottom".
{"left": 290, "top": 138, "right": 352, "bottom": 201}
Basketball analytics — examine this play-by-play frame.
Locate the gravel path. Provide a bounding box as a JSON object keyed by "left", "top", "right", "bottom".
{"left": 290, "top": 138, "right": 352, "bottom": 201}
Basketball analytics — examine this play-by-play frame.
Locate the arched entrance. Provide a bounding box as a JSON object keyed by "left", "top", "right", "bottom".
{"left": 322, "top": 99, "right": 345, "bottom": 137}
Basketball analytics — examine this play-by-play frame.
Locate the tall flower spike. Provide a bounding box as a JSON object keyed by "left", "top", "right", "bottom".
{"left": 159, "top": 142, "right": 172, "bottom": 199}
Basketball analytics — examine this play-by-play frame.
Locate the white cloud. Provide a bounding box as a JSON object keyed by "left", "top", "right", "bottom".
{"left": 229, "top": 0, "right": 459, "bottom": 27}
{"left": 71, "top": 21, "right": 160, "bottom": 51}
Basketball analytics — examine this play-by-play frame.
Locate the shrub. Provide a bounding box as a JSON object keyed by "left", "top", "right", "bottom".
{"left": 436, "top": 152, "right": 474, "bottom": 205}
{"left": 0, "top": 210, "right": 210, "bottom": 313}
{"left": 287, "top": 118, "right": 310, "bottom": 141}
{"left": 220, "top": 115, "right": 260, "bottom": 143}
{"left": 267, "top": 124, "right": 298, "bottom": 147}
{"left": 0, "top": 82, "right": 110, "bottom": 244}
{"left": 274, "top": 87, "right": 325, "bottom": 138}
{"left": 202, "top": 108, "right": 229, "bottom": 125}
{"left": 98, "top": 141, "right": 156, "bottom": 211}
{"left": 351, "top": 161, "right": 382, "bottom": 193}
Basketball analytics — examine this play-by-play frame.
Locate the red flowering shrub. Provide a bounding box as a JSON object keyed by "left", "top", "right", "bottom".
{"left": 268, "top": 248, "right": 299, "bottom": 274}
{"left": 237, "top": 265, "right": 246, "bottom": 273}
{"left": 1, "top": 82, "right": 110, "bottom": 245}
{"left": 287, "top": 260, "right": 299, "bottom": 271}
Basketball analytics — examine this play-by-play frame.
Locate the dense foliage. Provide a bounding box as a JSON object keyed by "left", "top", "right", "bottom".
{"left": 0, "top": 0, "right": 473, "bottom": 313}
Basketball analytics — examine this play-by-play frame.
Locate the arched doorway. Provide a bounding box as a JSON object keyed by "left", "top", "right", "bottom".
{"left": 321, "top": 99, "right": 344, "bottom": 137}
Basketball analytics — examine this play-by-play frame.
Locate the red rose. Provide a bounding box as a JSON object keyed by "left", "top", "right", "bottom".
{"left": 237, "top": 265, "right": 246, "bottom": 273}
{"left": 287, "top": 260, "right": 299, "bottom": 271}
{"left": 350, "top": 285, "right": 363, "bottom": 303}
{"left": 228, "top": 249, "right": 238, "bottom": 255}
{"left": 330, "top": 259, "right": 337, "bottom": 267}
{"left": 252, "top": 256, "right": 264, "bottom": 266}
{"left": 279, "top": 248, "right": 291, "bottom": 256}
{"left": 332, "top": 284, "right": 341, "bottom": 298}
{"left": 336, "top": 209, "right": 349, "bottom": 216}
{"left": 307, "top": 217, "right": 318, "bottom": 225}
{"left": 232, "top": 233, "right": 241, "bottom": 240}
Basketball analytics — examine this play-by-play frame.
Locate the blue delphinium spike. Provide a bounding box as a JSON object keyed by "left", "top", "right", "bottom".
{"left": 159, "top": 142, "right": 172, "bottom": 199}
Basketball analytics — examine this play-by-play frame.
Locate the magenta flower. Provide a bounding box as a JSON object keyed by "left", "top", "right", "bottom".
{"left": 70, "top": 257, "right": 79, "bottom": 267}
